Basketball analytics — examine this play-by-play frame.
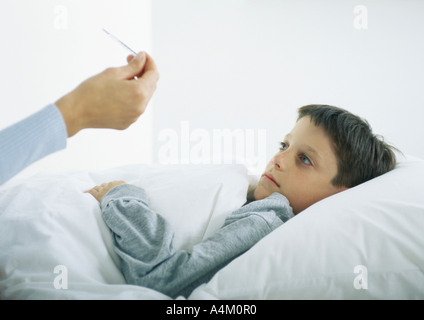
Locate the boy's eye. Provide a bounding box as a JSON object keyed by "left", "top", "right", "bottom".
{"left": 279, "top": 142, "right": 313, "bottom": 166}
{"left": 301, "top": 155, "right": 312, "bottom": 165}
{"left": 279, "top": 142, "right": 288, "bottom": 151}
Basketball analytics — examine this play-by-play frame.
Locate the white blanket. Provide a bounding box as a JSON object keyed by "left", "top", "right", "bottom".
{"left": 0, "top": 164, "right": 250, "bottom": 299}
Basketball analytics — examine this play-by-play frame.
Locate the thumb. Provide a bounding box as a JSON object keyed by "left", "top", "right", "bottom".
{"left": 120, "top": 51, "right": 147, "bottom": 80}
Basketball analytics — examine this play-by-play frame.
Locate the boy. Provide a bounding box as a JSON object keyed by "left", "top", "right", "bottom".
{"left": 87, "top": 104, "right": 397, "bottom": 298}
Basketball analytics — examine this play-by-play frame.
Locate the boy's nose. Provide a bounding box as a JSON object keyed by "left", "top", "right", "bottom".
{"left": 272, "top": 151, "right": 288, "bottom": 171}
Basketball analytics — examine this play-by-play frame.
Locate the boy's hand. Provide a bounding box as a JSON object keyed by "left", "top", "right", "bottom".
{"left": 86, "top": 180, "right": 126, "bottom": 202}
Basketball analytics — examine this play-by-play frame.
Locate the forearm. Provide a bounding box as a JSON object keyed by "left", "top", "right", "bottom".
{"left": 100, "top": 185, "right": 175, "bottom": 276}
{"left": 100, "top": 185, "right": 208, "bottom": 298}
{"left": 0, "top": 104, "right": 67, "bottom": 185}
{"left": 55, "top": 92, "right": 84, "bottom": 138}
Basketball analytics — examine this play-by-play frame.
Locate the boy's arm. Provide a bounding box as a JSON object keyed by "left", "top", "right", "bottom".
{"left": 100, "top": 184, "right": 175, "bottom": 269}
{"left": 99, "top": 187, "right": 293, "bottom": 298}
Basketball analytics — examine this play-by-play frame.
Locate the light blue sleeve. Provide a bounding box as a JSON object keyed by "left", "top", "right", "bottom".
{"left": 0, "top": 104, "right": 67, "bottom": 185}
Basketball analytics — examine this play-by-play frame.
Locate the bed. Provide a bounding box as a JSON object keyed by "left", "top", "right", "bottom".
{"left": 0, "top": 155, "right": 423, "bottom": 299}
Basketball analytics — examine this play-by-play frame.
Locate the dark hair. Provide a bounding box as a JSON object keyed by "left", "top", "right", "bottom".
{"left": 297, "top": 104, "right": 398, "bottom": 188}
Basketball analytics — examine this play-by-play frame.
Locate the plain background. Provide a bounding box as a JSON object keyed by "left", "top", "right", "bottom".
{"left": 1, "top": 0, "right": 423, "bottom": 179}
{"left": 0, "top": 0, "right": 153, "bottom": 179}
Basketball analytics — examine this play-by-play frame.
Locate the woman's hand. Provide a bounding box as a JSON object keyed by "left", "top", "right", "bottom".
{"left": 56, "top": 52, "right": 159, "bottom": 137}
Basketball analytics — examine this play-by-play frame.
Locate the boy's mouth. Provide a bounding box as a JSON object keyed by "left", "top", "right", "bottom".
{"left": 263, "top": 173, "right": 280, "bottom": 187}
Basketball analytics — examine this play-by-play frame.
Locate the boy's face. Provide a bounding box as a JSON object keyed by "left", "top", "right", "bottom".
{"left": 254, "top": 116, "right": 347, "bottom": 214}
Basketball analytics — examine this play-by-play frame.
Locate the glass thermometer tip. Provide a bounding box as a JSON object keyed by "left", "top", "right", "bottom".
{"left": 102, "top": 28, "right": 137, "bottom": 55}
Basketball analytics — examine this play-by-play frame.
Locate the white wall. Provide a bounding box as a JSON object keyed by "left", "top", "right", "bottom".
{"left": 151, "top": 0, "right": 424, "bottom": 174}
{"left": 0, "top": 0, "right": 153, "bottom": 179}
{"left": 2, "top": 0, "right": 424, "bottom": 180}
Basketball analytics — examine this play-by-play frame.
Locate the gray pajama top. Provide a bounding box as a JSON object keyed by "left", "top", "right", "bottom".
{"left": 100, "top": 184, "right": 293, "bottom": 298}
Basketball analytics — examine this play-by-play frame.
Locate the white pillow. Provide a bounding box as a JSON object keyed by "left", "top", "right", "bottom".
{"left": 126, "top": 164, "right": 250, "bottom": 250}
{"left": 0, "top": 164, "right": 249, "bottom": 299}
{"left": 189, "top": 156, "right": 424, "bottom": 299}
